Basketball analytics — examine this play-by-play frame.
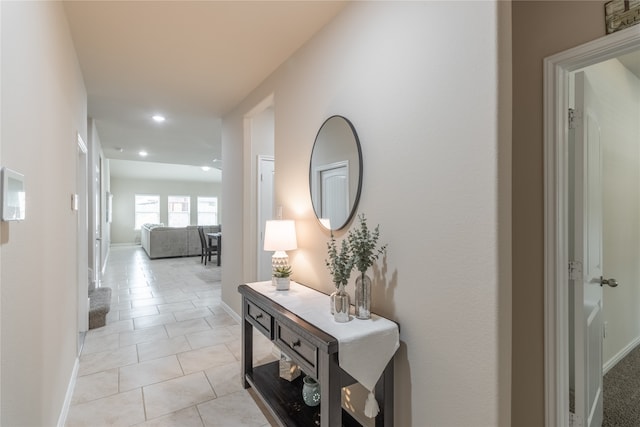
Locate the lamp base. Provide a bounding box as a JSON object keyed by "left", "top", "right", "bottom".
{"left": 271, "top": 251, "right": 289, "bottom": 286}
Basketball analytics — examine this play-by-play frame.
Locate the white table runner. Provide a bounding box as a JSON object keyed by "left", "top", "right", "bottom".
{"left": 246, "top": 281, "right": 399, "bottom": 417}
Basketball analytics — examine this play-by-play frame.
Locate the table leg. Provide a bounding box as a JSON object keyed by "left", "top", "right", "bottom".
{"left": 217, "top": 235, "right": 221, "bottom": 266}
{"left": 375, "top": 359, "right": 394, "bottom": 427}
{"left": 241, "top": 298, "right": 253, "bottom": 388}
{"left": 318, "top": 352, "right": 341, "bottom": 427}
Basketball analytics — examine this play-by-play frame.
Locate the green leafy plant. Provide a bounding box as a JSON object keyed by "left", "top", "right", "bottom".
{"left": 325, "top": 233, "right": 354, "bottom": 287}
{"left": 273, "top": 266, "right": 292, "bottom": 278}
{"left": 348, "top": 214, "right": 387, "bottom": 275}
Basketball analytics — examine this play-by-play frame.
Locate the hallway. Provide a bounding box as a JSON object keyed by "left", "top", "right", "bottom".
{"left": 66, "top": 246, "right": 276, "bottom": 426}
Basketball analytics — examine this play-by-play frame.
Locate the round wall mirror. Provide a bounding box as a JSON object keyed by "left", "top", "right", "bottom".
{"left": 309, "top": 115, "right": 362, "bottom": 231}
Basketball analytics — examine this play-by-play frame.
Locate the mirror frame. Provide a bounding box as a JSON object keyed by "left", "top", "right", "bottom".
{"left": 309, "top": 115, "right": 363, "bottom": 231}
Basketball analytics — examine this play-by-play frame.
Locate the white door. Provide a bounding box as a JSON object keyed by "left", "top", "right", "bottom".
{"left": 257, "top": 156, "right": 274, "bottom": 281}
{"left": 319, "top": 163, "right": 349, "bottom": 229}
{"left": 572, "top": 71, "right": 604, "bottom": 427}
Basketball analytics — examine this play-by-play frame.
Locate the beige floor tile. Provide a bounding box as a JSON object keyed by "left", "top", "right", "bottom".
{"left": 197, "top": 390, "right": 268, "bottom": 427}
{"left": 70, "top": 247, "right": 269, "bottom": 426}
{"left": 120, "top": 325, "right": 168, "bottom": 346}
{"left": 119, "top": 355, "right": 184, "bottom": 391}
{"left": 79, "top": 345, "right": 138, "bottom": 376}
{"left": 173, "top": 307, "right": 213, "bottom": 322}
{"left": 88, "top": 319, "right": 134, "bottom": 338}
{"left": 158, "top": 301, "right": 196, "bottom": 313}
{"left": 67, "top": 388, "right": 145, "bottom": 427}
{"left": 162, "top": 292, "right": 197, "bottom": 304}
{"left": 82, "top": 331, "right": 120, "bottom": 355}
{"left": 133, "top": 406, "right": 204, "bottom": 427}
{"left": 143, "top": 372, "right": 215, "bottom": 420}
{"left": 71, "top": 368, "right": 119, "bottom": 405}
{"left": 131, "top": 297, "right": 167, "bottom": 308}
{"left": 185, "top": 328, "right": 236, "bottom": 350}
{"left": 204, "top": 361, "right": 243, "bottom": 398}
{"left": 165, "top": 318, "right": 211, "bottom": 338}
{"left": 138, "top": 335, "right": 192, "bottom": 362}
{"left": 177, "top": 344, "right": 237, "bottom": 374}
{"left": 191, "top": 297, "right": 221, "bottom": 308}
{"left": 133, "top": 313, "right": 176, "bottom": 330}
{"left": 120, "top": 305, "right": 161, "bottom": 320}
{"left": 204, "top": 313, "right": 238, "bottom": 328}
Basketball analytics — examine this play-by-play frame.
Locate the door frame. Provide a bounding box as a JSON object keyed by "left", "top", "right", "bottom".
{"left": 257, "top": 155, "right": 274, "bottom": 281}
{"left": 543, "top": 26, "right": 640, "bottom": 427}
{"left": 76, "top": 133, "right": 89, "bottom": 346}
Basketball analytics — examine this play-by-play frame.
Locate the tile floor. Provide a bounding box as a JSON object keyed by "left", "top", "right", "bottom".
{"left": 66, "top": 245, "right": 277, "bottom": 427}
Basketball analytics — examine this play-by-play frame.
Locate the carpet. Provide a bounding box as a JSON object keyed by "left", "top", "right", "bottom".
{"left": 603, "top": 344, "right": 640, "bottom": 426}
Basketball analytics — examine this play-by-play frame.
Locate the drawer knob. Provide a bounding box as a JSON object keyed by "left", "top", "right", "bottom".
{"left": 292, "top": 339, "right": 301, "bottom": 348}
{"left": 255, "top": 313, "right": 263, "bottom": 319}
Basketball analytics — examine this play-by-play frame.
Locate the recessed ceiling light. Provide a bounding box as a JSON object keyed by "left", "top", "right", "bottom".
{"left": 139, "top": 150, "right": 148, "bottom": 157}
{"left": 201, "top": 166, "right": 211, "bottom": 171}
{"left": 152, "top": 115, "right": 165, "bottom": 123}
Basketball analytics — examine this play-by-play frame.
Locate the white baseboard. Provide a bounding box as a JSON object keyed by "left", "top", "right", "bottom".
{"left": 221, "top": 300, "right": 241, "bottom": 324}
{"left": 604, "top": 335, "right": 640, "bottom": 374}
{"left": 57, "top": 356, "right": 79, "bottom": 427}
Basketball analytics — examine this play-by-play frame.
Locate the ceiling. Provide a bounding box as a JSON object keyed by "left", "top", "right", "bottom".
{"left": 63, "top": 1, "right": 346, "bottom": 181}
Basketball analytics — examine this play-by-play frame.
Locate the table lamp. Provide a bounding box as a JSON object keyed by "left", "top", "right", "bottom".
{"left": 263, "top": 220, "right": 297, "bottom": 280}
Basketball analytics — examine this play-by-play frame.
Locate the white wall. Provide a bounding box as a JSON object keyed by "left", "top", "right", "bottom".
{"left": 584, "top": 59, "right": 640, "bottom": 367}
{"left": 0, "top": 2, "right": 88, "bottom": 424}
{"left": 222, "top": 2, "right": 512, "bottom": 425}
{"left": 110, "top": 177, "right": 221, "bottom": 244}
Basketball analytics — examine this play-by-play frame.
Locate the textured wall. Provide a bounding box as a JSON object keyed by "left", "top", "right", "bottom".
{"left": 512, "top": 1, "right": 606, "bottom": 425}
{"left": 223, "top": 2, "right": 511, "bottom": 425}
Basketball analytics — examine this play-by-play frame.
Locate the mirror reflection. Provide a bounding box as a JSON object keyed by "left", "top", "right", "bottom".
{"left": 309, "top": 115, "right": 362, "bottom": 231}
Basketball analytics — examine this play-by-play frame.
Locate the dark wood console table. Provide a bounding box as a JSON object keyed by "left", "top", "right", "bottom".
{"left": 239, "top": 282, "right": 396, "bottom": 427}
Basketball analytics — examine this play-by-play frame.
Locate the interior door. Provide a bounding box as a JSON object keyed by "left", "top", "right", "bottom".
{"left": 572, "top": 71, "right": 604, "bottom": 427}
{"left": 319, "top": 164, "right": 348, "bottom": 229}
{"left": 257, "top": 156, "right": 274, "bottom": 281}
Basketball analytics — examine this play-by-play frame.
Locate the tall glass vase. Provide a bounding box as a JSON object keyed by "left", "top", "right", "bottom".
{"left": 332, "top": 283, "right": 350, "bottom": 323}
{"left": 355, "top": 273, "right": 372, "bottom": 319}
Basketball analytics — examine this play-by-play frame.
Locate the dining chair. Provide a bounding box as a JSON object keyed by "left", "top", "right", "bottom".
{"left": 197, "top": 226, "right": 217, "bottom": 265}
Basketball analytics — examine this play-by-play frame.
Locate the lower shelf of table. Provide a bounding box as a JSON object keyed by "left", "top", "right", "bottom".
{"left": 246, "top": 360, "right": 361, "bottom": 427}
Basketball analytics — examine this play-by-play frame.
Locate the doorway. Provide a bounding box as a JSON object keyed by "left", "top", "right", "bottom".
{"left": 243, "top": 94, "right": 275, "bottom": 282}
{"left": 544, "top": 28, "right": 640, "bottom": 426}
{"left": 75, "top": 133, "right": 89, "bottom": 354}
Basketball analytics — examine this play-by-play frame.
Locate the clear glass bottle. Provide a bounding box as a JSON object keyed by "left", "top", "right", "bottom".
{"left": 333, "top": 283, "right": 350, "bottom": 323}
{"left": 355, "top": 273, "right": 372, "bottom": 319}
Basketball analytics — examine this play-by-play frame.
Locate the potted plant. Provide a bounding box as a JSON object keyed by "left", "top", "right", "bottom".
{"left": 325, "top": 233, "right": 354, "bottom": 322}
{"left": 273, "top": 265, "right": 292, "bottom": 291}
{"left": 348, "top": 214, "right": 387, "bottom": 319}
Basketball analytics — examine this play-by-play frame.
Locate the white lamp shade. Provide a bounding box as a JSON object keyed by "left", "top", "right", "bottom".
{"left": 264, "top": 220, "right": 297, "bottom": 251}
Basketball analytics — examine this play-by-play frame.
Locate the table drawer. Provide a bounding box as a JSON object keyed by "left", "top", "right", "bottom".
{"left": 246, "top": 300, "right": 272, "bottom": 338}
{"left": 275, "top": 321, "right": 317, "bottom": 377}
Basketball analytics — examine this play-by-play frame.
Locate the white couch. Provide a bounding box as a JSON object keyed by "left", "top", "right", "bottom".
{"left": 141, "top": 224, "right": 220, "bottom": 259}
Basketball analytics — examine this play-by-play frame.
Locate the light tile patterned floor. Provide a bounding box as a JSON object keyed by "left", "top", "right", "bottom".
{"left": 66, "top": 245, "right": 277, "bottom": 427}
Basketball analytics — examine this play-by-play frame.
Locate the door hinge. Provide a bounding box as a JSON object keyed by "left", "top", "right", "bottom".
{"left": 569, "top": 412, "right": 583, "bottom": 427}
{"left": 569, "top": 261, "right": 583, "bottom": 281}
{"left": 569, "top": 108, "right": 582, "bottom": 129}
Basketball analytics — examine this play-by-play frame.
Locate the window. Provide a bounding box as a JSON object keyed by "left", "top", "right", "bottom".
{"left": 197, "top": 197, "right": 218, "bottom": 225}
{"left": 168, "top": 195, "right": 190, "bottom": 227}
{"left": 135, "top": 194, "right": 160, "bottom": 229}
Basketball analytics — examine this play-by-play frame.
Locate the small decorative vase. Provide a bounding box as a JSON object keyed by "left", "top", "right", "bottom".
{"left": 332, "top": 283, "right": 350, "bottom": 323}
{"left": 275, "top": 277, "right": 290, "bottom": 291}
{"left": 355, "top": 273, "right": 372, "bottom": 320}
{"left": 329, "top": 285, "right": 338, "bottom": 314}
{"left": 302, "top": 376, "right": 320, "bottom": 407}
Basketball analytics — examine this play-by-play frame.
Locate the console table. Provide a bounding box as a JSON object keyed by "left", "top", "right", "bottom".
{"left": 239, "top": 281, "right": 397, "bottom": 427}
